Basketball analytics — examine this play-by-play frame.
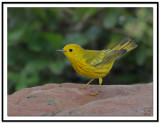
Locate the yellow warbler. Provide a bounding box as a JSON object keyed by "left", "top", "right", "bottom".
{"left": 57, "top": 38, "right": 137, "bottom": 95}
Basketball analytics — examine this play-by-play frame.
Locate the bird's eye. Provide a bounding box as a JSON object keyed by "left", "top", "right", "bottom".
{"left": 69, "top": 49, "right": 73, "bottom": 52}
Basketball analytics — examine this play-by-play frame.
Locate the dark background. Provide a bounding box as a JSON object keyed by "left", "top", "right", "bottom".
{"left": 8, "top": 7, "right": 153, "bottom": 94}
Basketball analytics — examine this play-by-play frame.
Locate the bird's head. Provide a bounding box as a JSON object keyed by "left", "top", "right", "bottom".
{"left": 57, "top": 44, "right": 84, "bottom": 60}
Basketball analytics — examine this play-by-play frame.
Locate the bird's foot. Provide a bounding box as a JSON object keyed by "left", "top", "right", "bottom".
{"left": 88, "top": 91, "right": 100, "bottom": 96}
{"left": 79, "top": 85, "right": 89, "bottom": 89}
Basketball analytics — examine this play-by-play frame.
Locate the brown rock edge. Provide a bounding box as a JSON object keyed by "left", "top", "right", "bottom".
{"left": 8, "top": 83, "right": 153, "bottom": 116}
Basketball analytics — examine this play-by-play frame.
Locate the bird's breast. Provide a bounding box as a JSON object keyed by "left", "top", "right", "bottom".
{"left": 69, "top": 59, "right": 114, "bottom": 78}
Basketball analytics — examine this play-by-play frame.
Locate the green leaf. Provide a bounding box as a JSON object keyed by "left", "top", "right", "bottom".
{"left": 16, "top": 61, "right": 45, "bottom": 90}
{"left": 8, "top": 72, "right": 19, "bottom": 83}
{"left": 75, "top": 8, "right": 98, "bottom": 20}
{"left": 24, "top": 32, "right": 44, "bottom": 52}
{"left": 41, "top": 32, "right": 63, "bottom": 48}
{"left": 29, "top": 21, "right": 42, "bottom": 31}
{"left": 8, "top": 29, "right": 24, "bottom": 46}
{"left": 49, "top": 61, "right": 64, "bottom": 74}
{"left": 103, "top": 9, "right": 119, "bottom": 29}
{"left": 63, "top": 33, "right": 89, "bottom": 46}
{"left": 135, "top": 45, "right": 147, "bottom": 65}
{"left": 87, "top": 8, "right": 98, "bottom": 16}
{"left": 124, "top": 20, "right": 147, "bottom": 39}
{"left": 115, "top": 74, "right": 137, "bottom": 84}
{"left": 86, "top": 26, "right": 101, "bottom": 41}
{"left": 103, "top": 15, "right": 117, "bottom": 29}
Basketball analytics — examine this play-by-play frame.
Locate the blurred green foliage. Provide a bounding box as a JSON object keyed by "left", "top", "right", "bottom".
{"left": 8, "top": 7, "right": 153, "bottom": 94}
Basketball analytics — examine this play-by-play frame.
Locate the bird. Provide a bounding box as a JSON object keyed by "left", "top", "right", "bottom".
{"left": 57, "top": 38, "right": 137, "bottom": 95}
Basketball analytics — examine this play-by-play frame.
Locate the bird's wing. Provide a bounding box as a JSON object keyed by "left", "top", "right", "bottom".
{"left": 83, "top": 50, "right": 107, "bottom": 66}
{"left": 93, "top": 49, "right": 127, "bottom": 67}
{"left": 84, "top": 49, "right": 127, "bottom": 67}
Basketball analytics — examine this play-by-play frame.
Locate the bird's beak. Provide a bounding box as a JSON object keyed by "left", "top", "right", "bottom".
{"left": 56, "top": 49, "right": 67, "bottom": 52}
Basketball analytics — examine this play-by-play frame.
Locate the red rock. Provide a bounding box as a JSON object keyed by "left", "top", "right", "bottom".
{"left": 8, "top": 83, "right": 153, "bottom": 116}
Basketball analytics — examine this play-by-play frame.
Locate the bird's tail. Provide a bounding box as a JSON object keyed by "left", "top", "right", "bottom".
{"left": 113, "top": 38, "right": 137, "bottom": 52}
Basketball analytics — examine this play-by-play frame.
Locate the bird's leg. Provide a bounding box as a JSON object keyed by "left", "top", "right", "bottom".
{"left": 88, "top": 78, "right": 102, "bottom": 96}
{"left": 79, "top": 78, "right": 95, "bottom": 89}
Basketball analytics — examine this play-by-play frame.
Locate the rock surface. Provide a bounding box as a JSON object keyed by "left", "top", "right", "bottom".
{"left": 8, "top": 83, "right": 153, "bottom": 116}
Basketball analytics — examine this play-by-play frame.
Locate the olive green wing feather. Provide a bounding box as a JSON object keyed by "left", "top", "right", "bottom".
{"left": 93, "top": 49, "right": 127, "bottom": 67}
{"left": 113, "top": 38, "right": 137, "bottom": 51}
{"left": 85, "top": 38, "right": 137, "bottom": 67}
{"left": 83, "top": 50, "right": 107, "bottom": 66}
{"left": 84, "top": 49, "right": 126, "bottom": 67}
